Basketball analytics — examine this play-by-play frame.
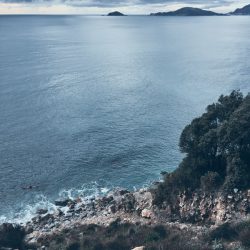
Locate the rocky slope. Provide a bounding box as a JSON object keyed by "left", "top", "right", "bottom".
{"left": 1, "top": 187, "right": 249, "bottom": 249}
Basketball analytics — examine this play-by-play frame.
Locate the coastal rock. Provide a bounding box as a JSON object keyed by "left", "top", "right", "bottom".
{"left": 55, "top": 209, "right": 64, "bottom": 217}
{"left": 141, "top": 209, "right": 152, "bottom": 219}
{"left": 161, "top": 190, "right": 250, "bottom": 224}
{"left": 121, "top": 193, "right": 136, "bottom": 212}
{"left": 134, "top": 190, "right": 152, "bottom": 210}
{"left": 54, "top": 199, "right": 71, "bottom": 207}
{"left": 109, "top": 204, "right": 116, "bottom": 214}
{"left": 37, "top": 209, "right": 48, "bottom": 215}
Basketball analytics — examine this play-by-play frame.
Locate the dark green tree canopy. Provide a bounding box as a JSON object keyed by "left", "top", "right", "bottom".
{"left": 154, "top": 91, "right": 250, "bottom": 205}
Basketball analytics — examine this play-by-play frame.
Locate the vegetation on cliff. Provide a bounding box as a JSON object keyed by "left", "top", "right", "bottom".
{"left": 154, "top": 90, "right": 250, "bottom": 205}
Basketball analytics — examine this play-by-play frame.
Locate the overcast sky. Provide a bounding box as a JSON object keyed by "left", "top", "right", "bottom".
{"left": 0, "top": 0, "right": 249, "bottom": 14}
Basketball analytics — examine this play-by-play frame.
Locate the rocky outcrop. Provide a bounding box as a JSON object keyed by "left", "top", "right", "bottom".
{"left": 158, "top": 189, "right": 250, "bottom": 224}
{"left": 22, "top": 188, "right": 154, "bottom": 248}
{"left": 0, "top": 188, "right": 249, "bottom": 249}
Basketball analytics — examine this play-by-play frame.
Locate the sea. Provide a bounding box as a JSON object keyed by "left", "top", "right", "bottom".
{"left": 0, "top": 15, "right": 250, "bottom": 223}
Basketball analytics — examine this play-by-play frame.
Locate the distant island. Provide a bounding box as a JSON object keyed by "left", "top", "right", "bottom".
{"left": 107, "top": 11, "right": 125, "bottom": 16}
{"left": 231, "top": 4, "right": 250, "bottom": 15}
{"left": 150, "top": 7, "right": 223, "bottom": 16}
{"left": 106, "top": 4, "right": 250, "bottom": 16}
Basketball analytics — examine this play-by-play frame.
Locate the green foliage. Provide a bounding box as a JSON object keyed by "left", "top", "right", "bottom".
{"left": 67, "top": 242, "right": 80, "bottom": 250}
{"left": 153, "top": 90, "right": 250, "bottom": 205}
{"left": 208, "top": 220, "right": 250, "bottom": 248}
{"left": 209, "top": 222, "right": 238, "bottom": 241}
{"left": 200, "top": 171, "right": 222, "bottom": 191}
{"left": 31, "top": 222, "right": 212, "bottom": 250}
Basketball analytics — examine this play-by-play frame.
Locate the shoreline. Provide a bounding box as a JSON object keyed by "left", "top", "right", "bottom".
{"left": 1, "top": 185, "right": 249, "bottom": 249}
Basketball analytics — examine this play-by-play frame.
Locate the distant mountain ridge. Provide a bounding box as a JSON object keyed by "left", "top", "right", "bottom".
{"left": 107, "top": 4, "right": 250, "bottom": 16}
{"left": 150, "top": 7, "right": 223, "bottom": 16}
{"left": 231, "top": 4, "right": 250, "bottom": 15}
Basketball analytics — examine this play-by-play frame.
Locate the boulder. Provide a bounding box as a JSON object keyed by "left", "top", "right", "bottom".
{"left": 122, "top": 193, "right": 136, "bottom": 212}
{"left": 141, "top": 209, "right": 152, "bottom": 219}
{"left": 109, "top": 204, "right": 116, "bottom": 214}
{"left": 55, "top": 199, "right": 71, "bottom": 206}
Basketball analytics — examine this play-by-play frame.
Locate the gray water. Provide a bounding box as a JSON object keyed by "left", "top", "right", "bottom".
{"left": 0, "top": 15, "right": 250, "bottom": 222}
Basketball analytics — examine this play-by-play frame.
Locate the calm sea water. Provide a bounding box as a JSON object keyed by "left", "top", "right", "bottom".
{"left": 0, "top": 15, "right": 250, "bottom": 222}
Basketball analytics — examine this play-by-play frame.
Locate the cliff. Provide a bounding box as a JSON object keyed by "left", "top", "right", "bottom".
{"left": 0, "top": 187, "right": 249, "bottom": 249}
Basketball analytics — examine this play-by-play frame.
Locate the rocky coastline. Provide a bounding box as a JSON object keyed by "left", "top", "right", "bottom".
{"left": 1, "top": 186, "right": 249, "bottom": 250}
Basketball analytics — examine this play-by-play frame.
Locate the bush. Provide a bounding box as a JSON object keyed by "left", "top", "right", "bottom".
{"left": 67, "top": 242, "right": 80, "bottom": 250}
{"left": 209, "top": 223, "right": 237, "bottom": 241}
{"left": 239, "top": 228, "right": 250, "bottom": 247}
{"left": 32, "top": 222, "right": 212, "bottom": 250}
{"left": 200, "top": 171, "right": 222, "bottom": 191}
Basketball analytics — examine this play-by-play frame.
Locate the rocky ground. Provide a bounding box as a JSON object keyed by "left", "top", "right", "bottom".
{"left": 0, "top": 188, "right": 250, "bottom": 250}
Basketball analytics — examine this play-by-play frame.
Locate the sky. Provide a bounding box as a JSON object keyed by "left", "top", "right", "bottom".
{"left": 0, "top": 0, "right": 249, "bottom": 14}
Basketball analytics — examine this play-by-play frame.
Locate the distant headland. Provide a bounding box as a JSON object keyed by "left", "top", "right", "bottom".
{"left": 107, "top": 4, "right": 250, "bottom": 16}
{"left": 150, "top": 7, "right": 223, "bottom": 16}
{"left": 231, "top": 4, "right": 250, "bottom": 15}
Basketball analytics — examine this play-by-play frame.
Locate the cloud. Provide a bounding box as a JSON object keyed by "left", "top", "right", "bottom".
{"left": 0, "top": 0, "right": 239, "bottom": 7}
{"left": 0, "top": 0, "right": 248, "bottom": 14}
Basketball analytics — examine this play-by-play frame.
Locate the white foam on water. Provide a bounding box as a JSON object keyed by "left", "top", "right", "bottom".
{"left": 0, "top": 179, "right": 155, "bottom": 225}
{"left": 0, "top": 181, "right": 114, "bottom": 225}
{"left": 0, "top": 194, "right": 57, "bottom": 225}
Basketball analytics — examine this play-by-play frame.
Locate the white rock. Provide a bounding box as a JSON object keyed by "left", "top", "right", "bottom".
{"left": 141, "top": 209, "right": 152, "bottom": 218}
{"left": 247, "top": 190, "right": 250, "bottom": 197}
{"left": 179, "top": 224, "right": 188, "bottom": 230}
{"left": 233, "top": 188, "right": 238, "bottom": 193}
{"left": 131, "top": 246, "right": 145, "bottom": 250}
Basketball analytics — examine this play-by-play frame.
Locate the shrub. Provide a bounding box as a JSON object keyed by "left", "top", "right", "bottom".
{"left": 67, "top": 242, "right": 80, "bottom": 250}
{"left": 209, "top": 223, "right": 237, "bottom": 241}
{"left": 239, "top": 228, "right": 250, "bottom": 247}
{"left": 200, "top": 171, "right": 222, "bottom": 191}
